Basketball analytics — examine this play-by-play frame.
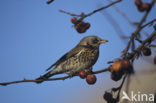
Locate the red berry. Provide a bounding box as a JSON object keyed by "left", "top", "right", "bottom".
{"left": 84, "top": 23, "right": 90, "bottom": 29}
{"left": 142, "top": 47, "right": 151, "bottom": 56}
{"left": 135, "top": 0, "right": 142, "bottom": 6}
{"left": 142, "top": 3, "right": 150, "bottom": 10}
{"left": 138, "top": 3, "right": 150, "bottom": 12}
{"left": 86, "top": 74, "right": 97, "bottom": 85}
{"left": 121, "top": 59, "right": 131, "bottom": 68}
{"left": 78, "top": 21, "right": 86, "bottom": 27}
{"left": 79, "top": 70, "right": 87, "bottom": 79}
{"left": 103, "top": 92, "right": 113, "bottom": 101}
{"left": 74, "top": 21, "right": 90, "bottom": 33}
{"left": 121, "top": 59, "right": 133, "bottom": 73}
{"left": 71, "top": 17, "right": 77, "bottom": 24}
{"left": 138, "top": 6, "right": 146, "bottom": 12}
{"left": 111, "top": 61, "right": 123, "bottom": 72}
{"left": 111, "top": 71, "right": 123, "bottom": 81}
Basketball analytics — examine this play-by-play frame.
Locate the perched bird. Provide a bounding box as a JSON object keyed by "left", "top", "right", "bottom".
{"left": 36, "top": 36, "right": 108, "bottom": 83}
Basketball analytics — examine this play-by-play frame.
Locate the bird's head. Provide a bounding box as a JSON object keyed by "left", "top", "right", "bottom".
{"left": 79, "top": 36, "right": 108, "bottom": 48}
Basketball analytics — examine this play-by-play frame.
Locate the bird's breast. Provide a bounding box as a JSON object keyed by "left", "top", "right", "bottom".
{"left": 78, "top": 48, "right": 99, "bottom": 65}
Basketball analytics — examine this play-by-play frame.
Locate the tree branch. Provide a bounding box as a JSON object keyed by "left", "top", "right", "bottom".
{"left": 122, "top": 0, "right": 156, "bottom": 55}
{"left": 0, "top": 68, "right": 110, "bottom": 86}
{"left": 126, "top": 30, "right": 156, "bottom": 60}
{"left": 141, "top": 18, "right": 156, "bottom": 29}
{"left": 59, "top": 0, "right": 122, "bottom": 21}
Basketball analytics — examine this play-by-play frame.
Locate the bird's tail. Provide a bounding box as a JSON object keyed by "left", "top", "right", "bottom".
{"left": 35, "top": 71, "right": 54, "bottom": 84}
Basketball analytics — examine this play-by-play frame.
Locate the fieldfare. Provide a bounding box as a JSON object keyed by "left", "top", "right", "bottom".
{"left": 36, "top": 36, "right": 108, "bottom": 83}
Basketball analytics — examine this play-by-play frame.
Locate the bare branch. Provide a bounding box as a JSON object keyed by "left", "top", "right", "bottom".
{"left": 59, "top": 0, "right": 122, "bottom": 21}
{"left": 126, "top": 30, "right": 156, "bottom": 59}
{"left": 46, "top": 0, "right": 54, "bottom": 4}
{"left": 0, "top": 68, "right": 110, "bottom": 86}
{"left": 141, "top": 18, "right": 156, "bottom": 29}
{"left": 122, "top": 0, "right": 156, "bottom": 55}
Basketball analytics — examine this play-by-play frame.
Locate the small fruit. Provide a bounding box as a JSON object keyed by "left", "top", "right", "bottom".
{"left": 142, "top": 3, "right": 150, "bottom": 11}
{"left": 71, "top": 17, "right": 77, "bottom": 24}
{"left": 76, "top": 27, "right": 86, "bottom": 33}
{"left": 121, "top": 59, "right": 133, "bottom": 73}
{"left": 135, "top": 0, "right": 142, "bottom": 7}
{"left": 154, "top": 56, "right": 156, "bottom": 64}
{"left": 138, "top": 6, "right": 146, "bottom": 12}
{"left": 111, "top": 61, "right": 123, "bottom": 72}
{"left": 111, "top": 71, "right": 123, "bottom": 81}
{"left": 86, "top": 74, "right": 97, "bottom": 85}
{"left": 137, "top": 2, "right": 150, "bottom": 12}
{"left": 74, "top": 21, "right": 91, "bottom": 33}
{"left": 142, "top": 47, "right": 151, "bottom": 56}
{"left": 85, "top": 23, "right": 90, "bottom": 29}
{"left": 79, "top": 70, "right": 87, "bottom": 79}
{"left": 103, "top": 92, "right": 113, "bottom": 101}
{"left": 121, "top": 59, "right": 131, "bottom": 68}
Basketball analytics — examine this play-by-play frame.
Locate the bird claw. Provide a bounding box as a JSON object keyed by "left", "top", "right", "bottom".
{"left": 88, "top": 67, "right": 93, "bottom": 73}
{"left": 68, "top": 74, "right": 74, "bottom": 78}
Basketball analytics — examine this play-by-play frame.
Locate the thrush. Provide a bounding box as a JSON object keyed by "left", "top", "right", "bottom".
{"left": 36, "top": 36, "right": 108, "bottom": 83}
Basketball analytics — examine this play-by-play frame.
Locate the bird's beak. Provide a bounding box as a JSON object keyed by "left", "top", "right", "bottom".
{"left": 98, "top": 40, "right": 108, "bottom": 44}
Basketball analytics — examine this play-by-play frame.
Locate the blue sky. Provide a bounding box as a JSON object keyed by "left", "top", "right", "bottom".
{"left": 0, "top": 0, "right": 156, "bottom": 103}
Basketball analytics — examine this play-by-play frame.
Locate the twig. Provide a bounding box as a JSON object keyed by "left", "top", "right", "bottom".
{"left": 108, "top": 0, "right": 154, "bottom": 39}
{"left": 149, "top": 44, "right": 156, "bottom": 47}
{"left": 126, "top": 30, "right": 156, "bottom": 59}
{"left": 59, "top": 0, "right": 122, "bottom": 21}
{"left": 117, "top": 74, "right": 127, "bottom": 98}
{"left": 107, "top": 0, "right": 133, "bottom": 25}
{"left": 111, "top": 74, "right": 127, "bottom": 101}
{"left": 98, "top": 5, "right": 127, "bottom": 43}
{"left": 46, "top": 0, "right": 54, "bottom": 4}
{"left": 59, "top": 10, "right": 81, "bottom": 17}
{"left": 141, "top": 18, "right": 156, "bottom": 29}
{"left": 122, "top": 0, "right": 156, "bottom": 55}
{"left": 0, "top": 68, "right": 110, "bottom": 86}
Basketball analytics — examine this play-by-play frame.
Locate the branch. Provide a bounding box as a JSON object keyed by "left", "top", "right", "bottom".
{"left": 141, "top": 18, "right": 156, "bottom": 29}
{"left": 46, "top": 0, "right": 54, "bottom": 4}
{"left": 122, "top": 0, "right": 156, "bottom": 55}
{"left": 59, "top": 0, "right": 122, "bottom": 21}
{"left": 0, "top": 68, "right": 110, "bottom": 86}
{"left": 98, "top": 4, "right": 127, "bottom": 43}
{"left": 126, "top": 30, "right": 156, "bottom": 60}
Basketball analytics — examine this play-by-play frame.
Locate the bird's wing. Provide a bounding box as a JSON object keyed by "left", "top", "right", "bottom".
{"left": 46, "top": 45, "right": 84, "bottom": 71}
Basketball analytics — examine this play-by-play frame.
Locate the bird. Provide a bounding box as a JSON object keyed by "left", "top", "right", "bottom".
{"left": 35, "top": 36, "right": 108, "bottom": 83}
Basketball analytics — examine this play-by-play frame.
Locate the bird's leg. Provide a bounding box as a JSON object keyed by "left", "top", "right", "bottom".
{"left": 39, "top": 75, "right": 47, "bottom": 79}
{"left": 67, "top": 71, "right": 76, "bottom": 78}
{"left": 88, "top": 67, "right": 93, "bottom": 73}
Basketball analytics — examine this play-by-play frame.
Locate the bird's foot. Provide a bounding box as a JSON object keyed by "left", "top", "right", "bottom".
{"left": 67, "top": 72, "right": 76, "bottom": 78}
{"left": 88, "top": 67, "right": 93, "bottom": 74}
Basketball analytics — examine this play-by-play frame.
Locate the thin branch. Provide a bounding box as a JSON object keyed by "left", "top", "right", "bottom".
{"left": 149, "top": 44, "right": 156, "bottom": 47}
{"left": 111, "top": 74, "right": 127, "bottom": 102}
{"left": 122, "top": 0, "right": 156, "bottom": 55}
{"left": 107, "top": 0, "right": 133, "bottom": 25}
{"left": 46, "top": 0, "right": 54, "bottom": 4}
{"left": 141, "top": 18, "right": 156, "bottom": 29}
{"left": 98, "top": 5, "right": 127, "bottom": 43}
{"left": 0, "top": 68, "right": 110, "bottom": 86}
{"left": 81, "top": 0, "right": 122, "bottom": 20}
{"left": 108, "top": 0, "right": 154, "bottom": 39}
{"left": 59, "top": 0, "right": 122, "bottom": 21}
{"left": 126, "top": 30, "right": 156, "bottom": 59}
{"left": 59, "top": 10, "right": 81, "bottom": 17}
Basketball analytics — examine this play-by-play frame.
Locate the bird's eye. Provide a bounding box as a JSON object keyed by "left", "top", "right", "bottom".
{"left": 92, "top": 39, "right": 98, "bottom": 44}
